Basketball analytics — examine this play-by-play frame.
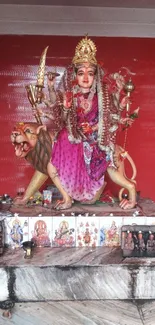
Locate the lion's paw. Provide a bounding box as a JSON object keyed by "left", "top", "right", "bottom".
{"left": 119, "top": 199, "right": 137, "bottom": 210}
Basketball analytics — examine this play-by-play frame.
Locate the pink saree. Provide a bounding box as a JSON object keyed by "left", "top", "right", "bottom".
{"left": 51, "top": 94, "right": 110, "bottom": 201}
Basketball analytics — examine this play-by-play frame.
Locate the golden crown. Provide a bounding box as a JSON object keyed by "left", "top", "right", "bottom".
{"left": 72, "top": 36, "right": 97, "bottom": 65}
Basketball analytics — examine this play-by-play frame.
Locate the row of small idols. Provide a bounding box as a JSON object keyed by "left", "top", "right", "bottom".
{"left": 1, "top": 214, "right": 128, "bottom": 253}
{"left": 122, "top": 229, "right": 155, "bottom": 251}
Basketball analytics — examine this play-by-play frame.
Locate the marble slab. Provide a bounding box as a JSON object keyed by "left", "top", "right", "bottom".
{"left": 0, "top": 247, "right": 124, "bottom": 267}
{"left": 0, "top": 300, "right": 152, "bottom": 325}
{"left": 139, "top": 300, "right": 155, "bottom": 325}
{"left": 0, "top": 269, "right": 9, "bottom": 301}
{"left": 135, "top": 266, "right": 155, "bottom": 299}
{"left": 1, "top": 247, "right": 155, "bottom": 301}
{"left": 14, "top": 264, "right": 130, "bottom": 301}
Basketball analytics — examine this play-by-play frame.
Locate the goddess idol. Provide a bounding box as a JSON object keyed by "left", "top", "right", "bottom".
{"left": 11, "top": 36, "right": 137, "bottom": 210}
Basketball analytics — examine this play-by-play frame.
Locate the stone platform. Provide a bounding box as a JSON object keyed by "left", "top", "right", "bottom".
{"left": 1, "top": 246, "right": 155, "bottom": 302}
{"left": 0, "top": 300, "right": 155, "bottom": 325}
{"left": 8, "top": 196, "right": 155, "bottom": 217}
{"left": 0, "top": 197, "right": 155, "bottom": 308}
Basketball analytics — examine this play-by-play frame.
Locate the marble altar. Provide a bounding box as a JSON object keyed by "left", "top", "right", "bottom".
{"left": 0, "top": 300, "right": 155, "bottom": 325}
{"left": 0, "top": 197, "right": 155, "bottom": 306}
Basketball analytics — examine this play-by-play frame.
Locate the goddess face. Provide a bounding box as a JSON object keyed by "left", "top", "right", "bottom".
{"left": 76, "top": 63, "right": 96, "bottom": 91}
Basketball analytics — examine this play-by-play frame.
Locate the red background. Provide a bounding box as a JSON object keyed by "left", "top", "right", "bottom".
{"left": 0, "top": 35, "right": 154, "bottom": 200}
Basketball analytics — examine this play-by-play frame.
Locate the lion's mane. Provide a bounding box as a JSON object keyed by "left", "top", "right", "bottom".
{"left": 26, "top": 129, "right": 52, "bottom": 175}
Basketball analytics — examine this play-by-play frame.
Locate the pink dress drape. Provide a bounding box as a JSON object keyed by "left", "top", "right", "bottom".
{"left": 51, "top": 94, "right": 110, "bottom": 201}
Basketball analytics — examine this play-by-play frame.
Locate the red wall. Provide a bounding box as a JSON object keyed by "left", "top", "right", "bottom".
{"left": 0, "top": 35, "right": 154, "bottom": 201}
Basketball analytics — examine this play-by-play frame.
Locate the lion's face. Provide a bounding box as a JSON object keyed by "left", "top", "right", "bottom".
{"left": 11, "top": 122, "right": 44, "bottom": 158}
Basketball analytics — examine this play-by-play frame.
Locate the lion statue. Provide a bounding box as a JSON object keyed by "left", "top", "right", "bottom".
{"left": 11, "top": 122, "right": 137, "bottom": 210}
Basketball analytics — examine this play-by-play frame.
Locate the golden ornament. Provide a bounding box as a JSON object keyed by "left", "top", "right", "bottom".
{"left": 72, "top": 36, "right": 97, "bottom": 66}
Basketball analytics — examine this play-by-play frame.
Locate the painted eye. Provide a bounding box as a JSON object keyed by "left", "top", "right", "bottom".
{"left": 25, "top": 128, "right": 31, "bottom": 134}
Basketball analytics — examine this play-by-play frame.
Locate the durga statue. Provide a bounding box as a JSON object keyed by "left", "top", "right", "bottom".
{"left": 11, "top": 36, "right": 139, "bottom": 210}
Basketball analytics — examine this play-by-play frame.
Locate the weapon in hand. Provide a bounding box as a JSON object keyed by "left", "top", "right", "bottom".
{"left": 122, "top": 107, "right": 140, "bottom": 130}
{"left": 122, "top": 79, "right": 139, "bottom": 130}
{"left": 25, "top": 46, "right": 49, "bottom": 124}
{"left": 25, "top": 84, "right": 42, "bottom": 125}
{"left": 35, "top": 46, "right": 49, "bottom": 104}
{"left": 124, "top": 78, "right": 135, "bottom": 115}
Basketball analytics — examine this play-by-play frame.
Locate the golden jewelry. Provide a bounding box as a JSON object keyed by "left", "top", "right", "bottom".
{"left": 72, "top": 36, "right": 97, "bottom": 65}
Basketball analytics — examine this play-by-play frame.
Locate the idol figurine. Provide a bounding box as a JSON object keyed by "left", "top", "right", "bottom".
{"left": 11, "top": 36, "right": 138, "bottom": 210}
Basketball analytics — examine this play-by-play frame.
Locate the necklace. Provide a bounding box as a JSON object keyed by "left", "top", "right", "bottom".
{"left": 79, "top": 92, "right": 94, "bottom": 114}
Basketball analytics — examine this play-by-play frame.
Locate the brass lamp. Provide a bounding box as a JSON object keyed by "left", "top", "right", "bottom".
{"left": 22, "top": 240, "right": 35, "bottom": 259}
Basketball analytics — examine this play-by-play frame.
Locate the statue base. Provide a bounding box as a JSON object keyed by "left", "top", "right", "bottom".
{"left": 1, "top": 245, "right": 155, "bottom": 302}
{"left": 0, "top": 197, "right": 155, "bottom": 302}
